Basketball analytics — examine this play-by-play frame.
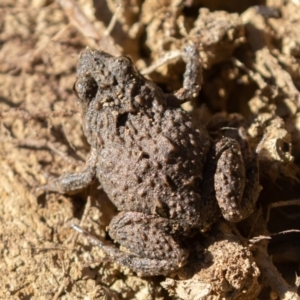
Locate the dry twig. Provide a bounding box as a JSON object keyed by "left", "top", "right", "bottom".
{"left": 58, "top": 0, "right": 121, "bottom": 55}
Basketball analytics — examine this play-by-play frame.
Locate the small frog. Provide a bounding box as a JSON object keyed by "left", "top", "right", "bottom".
{"left": 44, "top": 46, "right": 260, "bottom": 276}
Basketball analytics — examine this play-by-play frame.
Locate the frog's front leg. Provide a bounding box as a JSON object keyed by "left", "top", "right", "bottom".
{"left": 42, "top": 147, "right": 98, "bottom": 194}
{"left": 174, "top": 44, "right": 203, "bottom": 103}
{"left": 213, "top": 138, "right": 260, "bottom": 222}
{"left": 74, "top": 212, "right": 188, "bottom": 276}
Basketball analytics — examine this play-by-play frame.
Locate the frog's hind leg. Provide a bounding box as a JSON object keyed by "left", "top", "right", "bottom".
{"left": 109, "top": 212, "right": 188, "bottom": 276}
{"left": 74, "top": 212, "right": 188, "bottom": 276}
{"left": 213, "top": 137, "right": 260, "bottom": 222}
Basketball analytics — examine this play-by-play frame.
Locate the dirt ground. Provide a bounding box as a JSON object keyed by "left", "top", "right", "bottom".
{"left": 1, "top": 0, "right": 300, "bottom": 299}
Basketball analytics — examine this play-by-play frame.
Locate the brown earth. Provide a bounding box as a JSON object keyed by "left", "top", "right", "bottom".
{"left": 1, "top": 0, "right": 300, "bottom": 299}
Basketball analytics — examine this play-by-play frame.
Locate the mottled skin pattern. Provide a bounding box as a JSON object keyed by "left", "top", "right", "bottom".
{"left": 44, "top": 47, "right": 260, "bottom": 276}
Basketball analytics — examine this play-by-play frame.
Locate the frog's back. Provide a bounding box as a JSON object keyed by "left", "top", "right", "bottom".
{"left": 96, "top": 105, "right": 210, "bottom": 228}
{"left": 76, "top": 48, "right": 210, "bottom": 228}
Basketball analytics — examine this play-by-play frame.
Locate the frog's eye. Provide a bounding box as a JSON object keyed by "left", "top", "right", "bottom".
{"left": 115, "top": 56, "right": 134, "bottom": 71}
{"left": 74, "top": 76, "right": 98, "bottom": 102}
{"left": 116, "top": 56, "right": 132, "bottom": 64}
{"left": 113, "top": 56, "right": 136, "bottom": 80}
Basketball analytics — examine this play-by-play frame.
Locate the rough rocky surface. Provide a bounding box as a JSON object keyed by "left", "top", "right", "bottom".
{"left": 1, "top": 0, "right": 300, "bottom": 299}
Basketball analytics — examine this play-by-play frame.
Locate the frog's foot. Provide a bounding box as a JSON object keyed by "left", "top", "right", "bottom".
{"left": 213, "top": 137, "right": 260, "bottom": 222}
{"left": 73, "top": 212, "right": 188, "bottom": 276}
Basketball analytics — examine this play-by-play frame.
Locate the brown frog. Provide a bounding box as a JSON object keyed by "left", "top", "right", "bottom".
{"left": 44, "top": 46, "right": 260, "bottom": 276}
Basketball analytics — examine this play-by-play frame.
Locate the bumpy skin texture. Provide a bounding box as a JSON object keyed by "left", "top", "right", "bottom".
{"left": 45, "top": 47, "right": 260, "bottom": 276}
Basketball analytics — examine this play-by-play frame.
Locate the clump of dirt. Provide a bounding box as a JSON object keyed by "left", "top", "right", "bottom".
{"left": 1, "top": 0, "right": 300, "bottom": 299}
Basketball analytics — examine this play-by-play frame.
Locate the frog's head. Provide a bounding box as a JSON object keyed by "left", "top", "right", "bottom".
{"left": 74, "top": 48, "right": 147, "bottom": 115}
{"left": 73, "top": 48, "right": 167, "bottom": 147}
{"left": 74, "top": 48, "right": 166, "bottom": 115}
